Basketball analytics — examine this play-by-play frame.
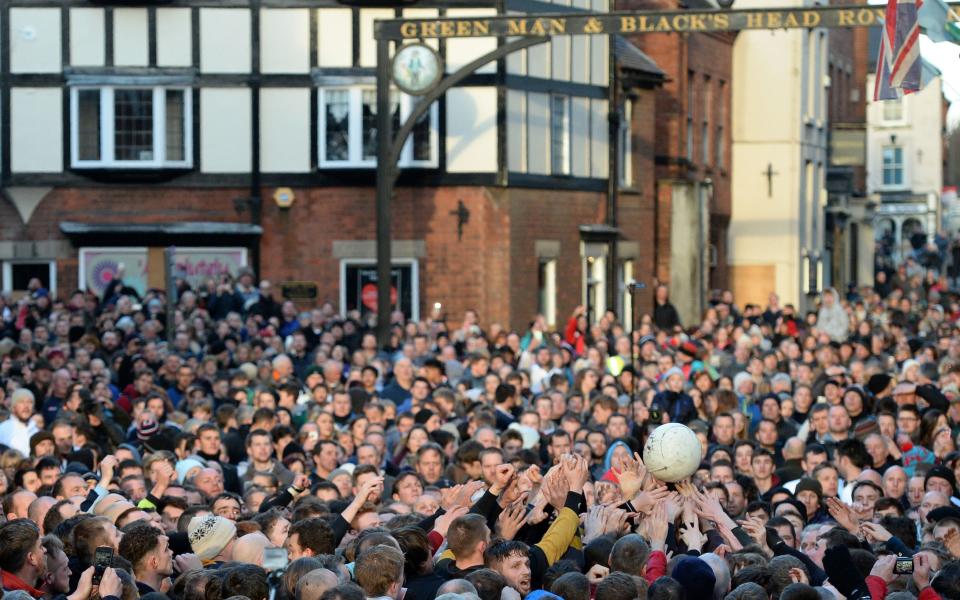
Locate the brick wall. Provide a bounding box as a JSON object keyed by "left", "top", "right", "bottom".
{"left": 14, "top": 181, "right": 663, "bottom": 333}
{"left": 617, "top": 0, "right": 734, "bottom": 294}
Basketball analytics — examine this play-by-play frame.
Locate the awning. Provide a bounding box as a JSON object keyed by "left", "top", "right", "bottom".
{"left": 579, "top": 224, "right": 621, "bottom": 243}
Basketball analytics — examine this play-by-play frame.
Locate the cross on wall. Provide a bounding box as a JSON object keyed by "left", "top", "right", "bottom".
{"left": 763, "top": 163, "right": 779, "bottom": 197}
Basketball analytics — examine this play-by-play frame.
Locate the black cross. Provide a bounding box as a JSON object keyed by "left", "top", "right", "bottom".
{"left": 763, "top": 163, "right": 779, "bottom": 197}
{"left": 450, "top": 199, "right": 470, "bottom": 240}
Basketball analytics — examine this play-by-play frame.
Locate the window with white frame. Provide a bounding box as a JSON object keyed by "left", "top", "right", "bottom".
{"left": 319, "top": 87, "right": 438, "bottom": 168}
{"left": 550, "top": 95, "right": 570, "bottom": 175}
{"left": 882, "top": 97, "right": 903, "bottom": 122}
{"left": 2, "top": 261, "right": 57, "bottom": 297}
{"left": 538, "top": 258, "right": 557, "bottom": 327}
{"left": 882, "top": 146, "right": 904, "bottom": 187}
{"left": 71, "top": 87, "right": 191, "bottom": 168}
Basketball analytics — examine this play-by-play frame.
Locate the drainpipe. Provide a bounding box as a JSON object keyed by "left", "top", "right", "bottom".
{"left": 607, "top": 33, "right": 619, "bottom": 315}
{"left": 249, "top": 0, "right": 263, "bottom": 276}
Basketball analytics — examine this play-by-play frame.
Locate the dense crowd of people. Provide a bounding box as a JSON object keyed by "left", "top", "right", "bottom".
{"left": 0, "top": 255, "right": 959, "bottom": 600}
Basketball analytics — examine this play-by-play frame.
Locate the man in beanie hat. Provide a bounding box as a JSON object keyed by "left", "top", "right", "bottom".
{"left": 188, "top": 515, "right": 236, "bottom": 566}
{"left": 671, "top": 556, "right": 717, "bottom": 600}
{"left": 795, "top": 478, "right": 829, "bottom": 523}
{"left": 925, "top": 465, "right": 959, "bottom": 501}
{"left": 867, "top": 373, "right": 893, "bottom": 398}
{"left": 28, "top": 432, "right": 55, "bottom": 459}
{"left": 136, "top": 416, "right": 159, "bottom": 442}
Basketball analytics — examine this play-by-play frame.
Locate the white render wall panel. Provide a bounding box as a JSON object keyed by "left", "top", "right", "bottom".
{"left": 156, "top": 9, "right": 192, "bottom": 67}
{"left": 505, "top": 12, "right": 526, "bottom": 75}
{"left": 200, "top": 9, "right": 251, "bottom": 73}
{"left": 590, "top": 99, "right": 608, "bottom": 178}
{"left": 113, "top": 8, "right": 149, "bottom": 67}
{"left": 261, "top": 9, "right": 310, "bottom": 74}
{"left": 506, "top": 43, "right": 526, "bottom": 75}
{"left": 446, "top": 87, "right": 497, "bottom": 173}
{"left": 552, "top": 36, "right": 570, "bottom": 81}
{"left": 590, "top": 0, "right": 608, "bottom": 85}
{"left": 69, "top": 9, "right": 105, "bottom": 67}
{"left": 10, "top": 8, "right": 61, "bottom": 74}
{"left": 359, "top": 9, "right": 393, "bottom": 68}
{"left": 260, "top": 88, "right": 310, "bottom": 173}
{"left": 571, "top": 97, "right": 590, "bottom": 178}
{"left": 446, "top": 9, "right": 497, "bottom": 74}
{"left": 527, "top": 92, "right": 550, "bottom": 176}
{"left": 590, "top": 34, "right": 608, "bottom": 86}
{"left": 200, "top": 88, "right": 252, "bottom": 173}
{"left": 507, "top": 90, "right": 526, "bottom": 172}
{"left": 571, "top": 36, "right": 589, "bottom": 84}
{"left": 571, "top": 0, "right": 590, "bottom": 83}
{"left": 317, "top": 9, "right": 352, "bottom": 68}
{"left": 11, "top": 88, "right": 62, "bottom": 173}
{"left": 527, "top": 41, "right": 550, "bottom": 79}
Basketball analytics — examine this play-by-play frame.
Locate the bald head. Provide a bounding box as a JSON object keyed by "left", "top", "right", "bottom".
{"left": 272, "top": 354, "right": 293, "bottom": 378}
{"left": 27, "top": 496, "right": 56, "bottom": 533}
{"left": 233, "top": 532, "right": 269, "bottom": 566}
{"left": 6, "top": 490, "right": 37, "bottom": 520}
{"left": 700, "top": 552, "right": 732, "bottom": 600}
{"left": 856, "top": 469, "right": 882, "bottom": 488}
{"left": 295, "top": 568, "right": 340, "bottom": 600}
{"left": 920, "top": 491, "right": 950, "bottom": 524}
{"left": 436, "top": 579, "right": 479, "bottom": 597}
{"left": 782, "top": 438, "right": 805, "bottom": 460}
{"left": 882, "top": 466, "right": 908, "bottom": 499}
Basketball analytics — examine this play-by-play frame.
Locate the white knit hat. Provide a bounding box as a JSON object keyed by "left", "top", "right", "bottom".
{"left": 188, "top": 515, "right": 236, "bottom": 561}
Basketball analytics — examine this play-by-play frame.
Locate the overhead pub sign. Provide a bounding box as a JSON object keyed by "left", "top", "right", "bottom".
{"left": 377, "top": 5, "right": 960, "bottom": 40}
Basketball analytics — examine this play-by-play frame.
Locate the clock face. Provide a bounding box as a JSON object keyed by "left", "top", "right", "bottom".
{"left": 391, "top": 44, "right": 442, "bottom": 96}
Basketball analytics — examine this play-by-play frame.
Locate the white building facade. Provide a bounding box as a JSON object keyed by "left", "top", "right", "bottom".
{"left": 728, "top": 0, "right": 830, "bottom": 310}
{"left": 866, "top": 74, "right": 944, "bottom": 261}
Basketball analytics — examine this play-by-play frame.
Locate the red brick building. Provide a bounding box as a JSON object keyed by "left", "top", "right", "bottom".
{"left": 0, "top": 1, "right": 665, "bottom": 332}
{"left": 617, "top": 0, "right": 733, "bottom": 324}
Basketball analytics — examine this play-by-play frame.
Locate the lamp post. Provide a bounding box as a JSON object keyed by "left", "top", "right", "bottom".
{"left": 372, "top": 35, "right": 547, "bottom": 348}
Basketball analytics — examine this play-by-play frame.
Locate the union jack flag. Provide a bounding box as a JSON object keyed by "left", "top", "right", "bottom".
{"left": 874, "top": 0, "right": 924, "bottom": 101}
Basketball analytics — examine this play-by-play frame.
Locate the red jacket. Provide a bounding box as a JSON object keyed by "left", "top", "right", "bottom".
{"left": 644, "top": 549, "right": 667, "bottom": 583}
{"left": 564, "top": 317, "right": 586, "bottom": 356}
{"left": 2, "top": 571, "right": 43, "bottom": 598}
{"left": 867, "top": 576, "right": 941, "bottom": 600}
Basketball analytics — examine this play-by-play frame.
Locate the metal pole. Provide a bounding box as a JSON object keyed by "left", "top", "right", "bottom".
{"left": 375, "top": 38, "right": 394, "bottom": 350}
{"left": 164, "top": 246, "right": 176, "bottom": 343}
{"left": 606, "top": 31, "right": 618, "bottom": 316}
{"left": 630, "top": 286, "right": 637, "bottom": 405}
{"left": 371, "top": 36, "right": 545, "bottom": 350}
